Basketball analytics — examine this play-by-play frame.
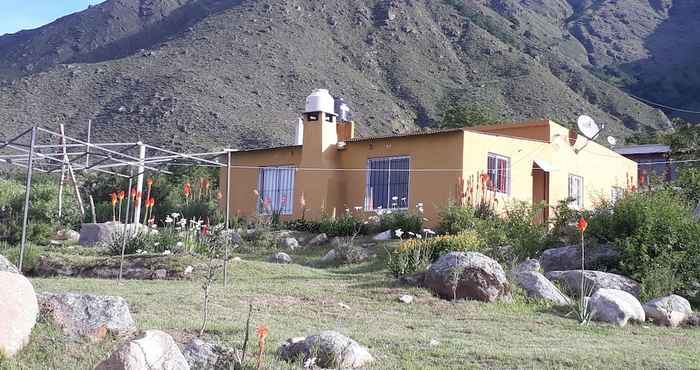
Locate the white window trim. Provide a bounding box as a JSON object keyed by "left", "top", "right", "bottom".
{"left": 257, "top": 165, "right": 296, "bottom": 215}
{"left": 487, "top": 152, "right": 511, "bottom": 196}
{"left": 364, "top": 155, "right": 411, "bottom": 211}
{"left": 568, "top": 174, "right": 584, "bottom": 209}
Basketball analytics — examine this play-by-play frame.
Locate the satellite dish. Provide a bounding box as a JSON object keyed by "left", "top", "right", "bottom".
{"left": 577, "top": 115, "right": 600, "bottom": 139}
{"left": 607, "top": 136, "right": 617, "bottom": 147}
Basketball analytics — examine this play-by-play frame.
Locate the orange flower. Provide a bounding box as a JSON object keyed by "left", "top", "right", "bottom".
{"left": 256, "top": 324, "right": 269, "bottom": 340}
{"left": 577, "top": 217, "right": 588, "bottom": 233}
{"left": 300, "top": 192, "right": 306, "bottom": 208}
{"left": 146, "top": 178, "right": 154, "bottom": 187}
{"left": 130, "top": 188, "right": 137, "bottom": 200}
{"left": 202, "top": 178, "right": 210, "bottom": 189}
{"left": 149, "top": 198, "right": 156, "bottom": 207}
{"left": 118, "top": 191, "right": 125, "bottom": 201}
{"left": 110, "top": 192, "right": 118, "bottom": 206}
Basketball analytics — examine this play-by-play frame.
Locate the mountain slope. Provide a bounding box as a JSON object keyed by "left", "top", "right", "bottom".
{"left": 0, "top": 0, "right": 677, "bottom": 151}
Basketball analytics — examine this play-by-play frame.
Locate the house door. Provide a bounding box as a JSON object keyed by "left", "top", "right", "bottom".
{"left": 532, "top": 163, "right": 549, "bottom": 224}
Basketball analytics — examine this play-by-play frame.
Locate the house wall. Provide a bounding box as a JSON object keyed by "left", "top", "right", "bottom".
{"left": 337, "top": 132, "right": 464, "bottom": 226}
{"left": 220, "top": 146, "right": 302, "bottom": 220}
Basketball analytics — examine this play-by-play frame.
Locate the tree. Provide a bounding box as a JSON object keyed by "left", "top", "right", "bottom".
{"left": 439, "top": 104, "right": 496, "bottom": 129}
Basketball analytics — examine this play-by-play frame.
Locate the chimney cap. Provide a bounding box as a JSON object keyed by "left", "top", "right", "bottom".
{"left": 304, "top": 89, "right": 335, "bottom": 115}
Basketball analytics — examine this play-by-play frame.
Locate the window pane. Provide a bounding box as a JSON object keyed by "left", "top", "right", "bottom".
{"left": 487, "top": 154, "right": 509, "bottom": 194}
{"left": 366, "top": 157, "right": 409, "bottom": 210}
{"left": 258, "top": 166, "right": 295, "bottom": 214}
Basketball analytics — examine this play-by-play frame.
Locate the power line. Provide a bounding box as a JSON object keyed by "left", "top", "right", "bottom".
{"left": 627, "top": 93, "right": 700, "bottom": 115}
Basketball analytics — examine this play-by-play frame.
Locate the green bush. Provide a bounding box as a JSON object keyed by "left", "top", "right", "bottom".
{"left": 437, "top": 202, "right": 479, "bottom": 235}
{"left": 591, "top": 190, "right": 700, "bottom": 301}
{"left": 379, "top": 211, "right": 424, "bottom": 236}
{"left": 319, "top": 214, "right": 362, "bottom": 237}
{"left": 285, "top": 218, "right": 321, "bottom": 234}
{"left": 1, "top": 243, "right": 42, "bottom": 274}
{"left": 387, "top": 230, "right": 486, "bottom": 277}
{"left": 674, "top": 168, "right": 700, "bottom": 206}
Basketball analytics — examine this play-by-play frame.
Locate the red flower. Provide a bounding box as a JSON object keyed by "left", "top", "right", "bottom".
{"left": 131, "top": 188, "right": 137, "bottom": 199}
{"left": 202, "top": 178, "right": 210, "bottom": 189}
{"left": 110, "top": 193, "right": 118, "bottom": 206}
{"left": 183, "top": 183, "right": 192, "bottom": 197}
{"left": 577, "top": 217, "right": 588, "bottom": 233}
{"left": 145, "top": 197, "right": 155, "bottom": 208}
{"left": 202, "top": 224, "right": 209, "bottom": 236}
{"left": 118, "top": 191, "right": 125, "bottom": 201}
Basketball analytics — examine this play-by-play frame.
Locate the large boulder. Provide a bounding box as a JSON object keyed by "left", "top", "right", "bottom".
{"left": 79, "top": 222, "right": 122, "bottom": 246}
{"left": 278, "top": 331, "right": 373, "bottom": 369}
{"left": 0, "top": 254, "right": 19, "bottom": 273}
{"left": 268, "top": 252, "right": 293, "bottom": 264}
{"left": 0, "top": 272, "right": 38, "bottom": 357}
{"left": 425, "top": 252, "right": 511, "bottom": 302}
{"left": 308, "top": 233, "right": 329, "bottom": 246}
{"left": 540, "top": 244, "right": 620, "bottom": 273}
{"left": 588, "top": 288, "right": 645, "bottom": 327}
{"left": 513, "top": 258, "right": 540, "bottom": 274}
{"left": 278, "top": 237, "right": 300, "bottom": 251}
{"left": 182, "top": 338, "right": 221, "bottom": 369}
{"left": 642, "top": 295, "right": 692, "bottom": 327}
{"left": 94, "top": 330, "right": 189, "bottom": 370}
{"left": 513, "top": 270, "right": 571, "bottom": 306}
{"left": 545, "top": 270, "right": 641, "bottom": 297}
{"left": 37, "top": 293, "right": 136, "bottom": 341}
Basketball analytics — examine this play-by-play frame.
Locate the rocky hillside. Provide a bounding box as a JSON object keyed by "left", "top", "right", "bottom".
{"left": 0, "top": 0, "right": 693, "bottom": 151}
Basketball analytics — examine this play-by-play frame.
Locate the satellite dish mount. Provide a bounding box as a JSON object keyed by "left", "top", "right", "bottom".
{"left": 574, "top": 115, "right": 612, "bottom": 153}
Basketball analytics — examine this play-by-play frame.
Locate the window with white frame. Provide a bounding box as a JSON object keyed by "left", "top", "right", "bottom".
{"left": 365, "top": 156, "right": 410, "bottom": 210}
{"left": 487, "top": 153, "right": 510, "bottom": 194}
{"left": 611, "top": 186, "right": 624, "bottom": 205}
{"left": 257, "top": 166, "right": 295, "bottom": 214}
{"left": 568, "top": 174, "right": 584, "bottom": 209}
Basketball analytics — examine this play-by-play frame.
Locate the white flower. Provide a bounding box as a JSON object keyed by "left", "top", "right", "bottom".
{"left": 184, "top": 265, "right": 194, "bottom": 274}
{"left": 417, "top": 234, "right": 423, "bottom": 239}
{"left": 162, "top": 250, "right": 172, "bottom": 255}
{"left": 392, "top": 196, "right": 399, "bottom": 201}
{"left": 418, "top": 207, "right": 424, "bottom": 213}
{"left": 395, "top": 229, "right": 404, "bottom": 238}
{"left": 345, "top": 208, "right": 350, "bottom": 213}
{"left": 416, "top": 202, "right": 424, "bottom": 208}
{"left": 408, "top": 231, "right": 415, "bottom": 236}
{"left": 401, "top": 197, "right": 407, "bottom": 201}
{"left": 165, "top": 217, "right": 173, "bottom": 223}
{"left": 136, "top": 249, "right": 143, "bottom": 254}
{"left": 423, "top": 228, "right": 436, "bottom": 235}
{"left": 354, "top": 206, "right": 363, "bottom": 211}
{"left": 151, "top": 224, "right": 157, "bottom": 229}
{"left": 392, "top": 202, "right": 398, "bottom": 207}
{"left": 154, "top": 242, "right": 160, "bottom": 247}
{"left": 176, "top": 241, "right": 184, "bottom": 248}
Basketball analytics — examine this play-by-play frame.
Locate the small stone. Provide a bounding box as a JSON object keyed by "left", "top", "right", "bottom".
{"left": 372, "top": 230, "right": 392, "bottom": 241}
{"left": 184, "top": 266, "right": 194, "bottom": 275}
{"left": 398, "top": 294, "right": 414, "bottom": 304}
{"left": 308, "top": 233, "right": 329, "bottom": 246}
{"left": 183, "top": 338, "right": 219, "bottom": 369}
{"left": 152, "top": 269, "right": 167, "bottom": 280}
{"left": 268, "top": 252, "right": 293, "bottom": 264}
{"left": 278, "top": 237, "right": 300, "bottom": 250}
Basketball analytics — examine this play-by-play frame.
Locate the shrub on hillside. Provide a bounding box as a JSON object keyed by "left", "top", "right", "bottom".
{"left": 593, "top": 190, "right": 700, "bottom": 300}
{"left": 387, "top": 230, "right": 486, "bottom": 277}
{"left": 379, "top": 211, "right": 424, "bottom": 236}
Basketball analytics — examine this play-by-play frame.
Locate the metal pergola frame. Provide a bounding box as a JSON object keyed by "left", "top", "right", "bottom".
{"left": 1, "top": 125, "right": 235, "bottom": 282}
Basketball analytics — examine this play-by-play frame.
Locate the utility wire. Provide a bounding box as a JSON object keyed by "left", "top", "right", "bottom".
{"left": 627, "top": 93, "right": 700, "bottom": 115}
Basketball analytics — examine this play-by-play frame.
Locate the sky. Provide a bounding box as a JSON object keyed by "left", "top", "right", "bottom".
{"left": 0, "top": 0, "right": 106, "bottom": 36}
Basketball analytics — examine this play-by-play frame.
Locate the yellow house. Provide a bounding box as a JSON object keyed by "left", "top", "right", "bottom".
{"left": 220, "top": 89, "right": 637, "bottom": 226}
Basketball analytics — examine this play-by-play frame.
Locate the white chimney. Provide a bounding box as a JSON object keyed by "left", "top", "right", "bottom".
{"left": 295, "top": 117, "right": 304, "bottom": 145}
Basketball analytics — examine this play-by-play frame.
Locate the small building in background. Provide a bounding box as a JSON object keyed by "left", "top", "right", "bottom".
{"left": 614, "top": 144, "right": 675, "bottom": 183}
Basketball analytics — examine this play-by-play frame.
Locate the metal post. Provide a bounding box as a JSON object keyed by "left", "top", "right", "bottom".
{"left": 18, "top": 127, "right": 37, "bottom": 273}
{"left": 60, "top": 124, "right": 85, "bottom": 217}
{"left": 85, "top": 119, "right": 92, "bottom": 167}
{"left": 223, "top": 150, "right": 232, "bottom": 287}
{"left": 133, "top": 143, "right": 146, "bottom": 224}
{"left": 118, "top": 169, "right": 134, "bottom": 283}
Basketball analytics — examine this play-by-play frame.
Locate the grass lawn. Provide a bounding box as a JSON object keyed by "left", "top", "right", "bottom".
{"left": 1, "top": 243, "right": 699, "bottom": 369}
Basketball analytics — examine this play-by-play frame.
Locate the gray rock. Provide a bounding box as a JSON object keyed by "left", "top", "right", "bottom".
{"left": 513, "top": 258, "right": 540, "bottom": 273}
{"left": 278, "top": 331, "right": 373, "bottom": 369}
{"left": 372, "top": 230, "right": 392, "bottom": 241}
{"left": 642, "top": 294, "right": 692, "bottom": 327}
{"left": 398, "top": 294, "right": 414, "bottom": 304}
{"left": 0, "top": 272, "right": 38, "bottom": 357}
{"left": 330, "top": 236, "right": 344, "bottom": 249}
{"left": 278, "top": 237, "right": 300, "bottom": 250}
{"left": 513, "top": 270, "right": 571, "bottom": 305}
{"left": 37, "top": 293, "right": 136, "bottom": 341}
{"left": 79, "top": 222, "right": 121, "bottom": 246}
{"left": 308, "top": 233, "right": 329, "bottom": 246}
{"left": 540, "top": 244, "right": 620, "bottom": 273}
{"left": 182, "top": 338, "right": 219, "bottom": 369}
{"left": 56, "top": 229, "right": 80, "bottom": 242}
{"left": 425, "top": 252, "right": 511, "bottom": 302}
{"left": 588, "top": 288, "right": 645, "bottom": 327}
{"left": 545, "top": 270, "right": 641, "bottom": 297}
{"left": 268, "top": 252, "right": 293, "bottom": 264}
{"left": 688, "top": 313, "right": 700, "bottom": 327}
{"left": 0, "top": 254, "right": 19, "bottom": 274}
{"left": 153, "top": 269, "right": 168, "bottom": 280}
{"left": 94, "top": 330, "right": 189, "bottom": 370}
{"left": 221, "top": 230, "right": 243, "bottom": 245}
{"left": 320, "top": 249, "right": 338, "bottom": 263}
